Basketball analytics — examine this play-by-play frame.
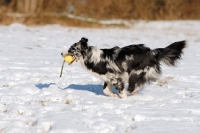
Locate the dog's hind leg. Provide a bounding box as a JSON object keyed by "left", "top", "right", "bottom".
{"left": 127, "top": 73, "right": 138, "bottom": 94}
{"left": 128, "top": 73, "right": 144, "bottom": 95}
{"left": 103, "top": 82, "right": 120, "bottom": 98}
{"left": 131, "top": 84, "right": 143, "bottom": 94}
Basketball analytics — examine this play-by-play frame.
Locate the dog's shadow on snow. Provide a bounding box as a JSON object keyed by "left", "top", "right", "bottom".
{"left": 35, "top": 83, "right": 105, "bottom": 95}
{"left": 35, "top": 83, "right": 56, "bottom": 89}
{"left": 35, "top": 83, "right": 144, "bottom": 96}
{"left": 64, "top": 84, "right": 105, "bottom": 96}
{"left": 35, "top": 83, "right": 144, "bottom": 97}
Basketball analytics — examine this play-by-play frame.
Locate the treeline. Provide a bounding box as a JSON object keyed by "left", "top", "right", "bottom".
{"left": 0, "top": 0, "right": 199, "bottom": 26}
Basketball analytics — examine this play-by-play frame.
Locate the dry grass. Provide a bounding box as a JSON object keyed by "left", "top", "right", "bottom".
{"left": 65, "top": 100, "right": 71, "bottom": 105}
{"left": 157, "top": 76, "right": 174, "bottom": 86}
{"left": 0, "top": 0, "right": 200, "bottom": 26}
{"left": 0, "top": 13, "right": 103, "bottom": 27}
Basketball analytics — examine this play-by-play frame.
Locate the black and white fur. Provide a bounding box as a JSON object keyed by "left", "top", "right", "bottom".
{"left": 61, "top": 37, "right": 186, "bottom": 99}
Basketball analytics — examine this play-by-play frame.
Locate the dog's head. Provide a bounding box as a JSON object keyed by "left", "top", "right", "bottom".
{"left": 61, "top": 37, "right": 88, "bottom": 62}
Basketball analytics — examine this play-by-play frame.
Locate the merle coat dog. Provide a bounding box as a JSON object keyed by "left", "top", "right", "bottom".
{"left": 61, "top": 37, "right": 186, "bottom": 99}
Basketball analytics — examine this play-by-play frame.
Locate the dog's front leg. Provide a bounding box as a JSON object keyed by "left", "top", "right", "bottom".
{"left": 113, "top": 79, "right": 127, "bottom": 99}
{"left": 103, "top": 82, "right": 120, "bottom": 98}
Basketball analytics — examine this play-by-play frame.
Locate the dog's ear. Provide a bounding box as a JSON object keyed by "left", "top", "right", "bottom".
{"left": 80, "top": 37, "right": 88, "bottom": 48}
{"left": 79, "top": 37, "right": 88, "bottom": 51}
{"left": 79, "top": 37, "right": 88, "bottom": 57}
{"left": 81, "top": 37, "right": 88, "bottom": 43}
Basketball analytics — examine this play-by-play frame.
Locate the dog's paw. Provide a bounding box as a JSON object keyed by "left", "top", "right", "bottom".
{"left": 118, "top": 90, "right": 128, "bottom": 99}
{"left": 113, "top": 93, "right": 121, "bottom": 98}
{"left": 132, "top": 91, "right": 137, "bottom": 95}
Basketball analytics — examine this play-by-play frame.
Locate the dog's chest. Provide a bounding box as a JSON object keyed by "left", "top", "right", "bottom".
{"left": 80, "top": 58, "right": 109, "bottom": 81}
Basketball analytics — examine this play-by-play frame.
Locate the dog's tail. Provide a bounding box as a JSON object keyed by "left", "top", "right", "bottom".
{"left": 153, "top": 41, "right": 187, "bottom": 66}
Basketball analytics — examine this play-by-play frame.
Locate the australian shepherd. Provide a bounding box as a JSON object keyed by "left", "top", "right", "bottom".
{"left": 61, "top": 37, "right": 186, "bottom": 99}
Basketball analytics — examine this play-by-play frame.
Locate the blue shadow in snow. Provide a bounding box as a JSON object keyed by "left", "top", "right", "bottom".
{"left": 35, "top": 83, "right": 56, "bottom": 89}
{"left": 64, "top": 84, "right": 105, "bottom": 96}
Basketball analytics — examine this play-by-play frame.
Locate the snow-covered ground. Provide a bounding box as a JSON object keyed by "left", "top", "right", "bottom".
{"left": 0, "top": 21, "right": 200, "bottom": 133}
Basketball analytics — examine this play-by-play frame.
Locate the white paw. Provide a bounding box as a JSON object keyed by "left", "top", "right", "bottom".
{"left": 113, "top": 93, "right": 121, "bottom": 98}
{"left": 103, "top": 89, "right": 120, "bottom": 98}
{"left": 119, "top": 90, "right": 128, "bottom": 99}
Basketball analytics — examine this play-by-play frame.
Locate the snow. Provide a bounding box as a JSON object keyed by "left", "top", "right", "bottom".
{"left": 0, "top": 21, "right": 200, "bottom": 133}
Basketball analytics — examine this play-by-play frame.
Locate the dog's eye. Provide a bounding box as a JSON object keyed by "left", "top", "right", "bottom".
{"left": 76, "top": 49, "right": 81, "bottom": 52}
{"left": 69, "top": 47, "right": 75, "bottom": 52}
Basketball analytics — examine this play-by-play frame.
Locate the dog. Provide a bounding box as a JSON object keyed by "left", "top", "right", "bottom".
{"left": 61, "top": 37, "right": 186, "bottom": 99}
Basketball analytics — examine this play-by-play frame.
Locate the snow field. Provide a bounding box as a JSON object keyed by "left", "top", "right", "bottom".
{"left": 0, "top": 21, "right": 200, "bottom": 133}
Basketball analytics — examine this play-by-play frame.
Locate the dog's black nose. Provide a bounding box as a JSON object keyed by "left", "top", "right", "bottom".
{"left": 61, "top": 53, "right": 63, "bottom": 56}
